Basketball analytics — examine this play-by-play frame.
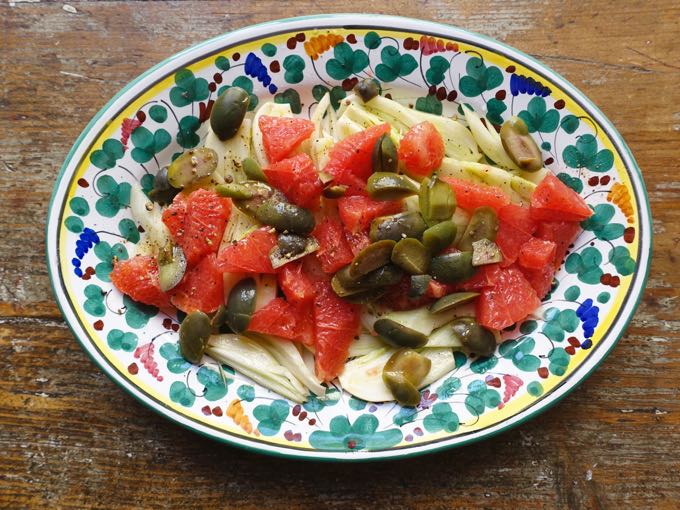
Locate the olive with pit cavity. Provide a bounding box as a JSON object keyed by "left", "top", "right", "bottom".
{"left": 255, "top": 201, "right": 315, "bottom": 235}
{"left": 371, "top": 134, "right": 398, "bottom": 173}
{"left": 391, "top": 238, "right": 430, "bottom": 275}
{"left": 450, "top": 317, "right": 497, "bottom": 357}
{"left": 167, "top": 147, "right": 218, "bottom": 189}
{"left": 500, "top": 116, "right": 543, "bottom": 172}
{"left": 157, "top": 243, "right": 187, "bottom": 292}
{"left": 422, "top": 220, "right": 457, "bottom": 253}
{"left": 419, "top": 176, "right": 456, "bottom": 226}
{"left": 458, "top": 206, "right": 498, "bottom": 251}
{"left": 382, "top": 349, "right": 432, "bottom": 406}
{"left": 348, "top": 240, "right": 396, "bottom": 279}
{"left": 374, "top": 318, "right": 428, "bottom": 349}
{"left": 242, "top": 157, "right": 268, "bottom": 182}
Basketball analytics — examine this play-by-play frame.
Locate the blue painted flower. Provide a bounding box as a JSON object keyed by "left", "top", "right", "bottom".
{"left": 72, "top": 227, "right": 100, "bottom": 277}
{"left": 244, "top": 52, "right": 278, "bottom": 94}
{"left": 510, "top": 74, "right": 551, "bottom": 97}
{"left": 576, "top": 298, "right": 599, "bottom": 348}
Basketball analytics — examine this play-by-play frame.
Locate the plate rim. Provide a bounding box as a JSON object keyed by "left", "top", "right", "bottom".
{"left": 46, "top": 13, "right": 653, "bottom": 461}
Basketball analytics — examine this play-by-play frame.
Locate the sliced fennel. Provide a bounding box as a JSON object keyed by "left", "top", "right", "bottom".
{"left": 252, "top": 102, "right": 293, "bottom": 166}
{"left": 206, "top": 334, "right": 308, "bottom": 402}
{"left": 254, "top": 274, "right": 277, "bottom": 311}
{"left": 451, "top": 208, "right": 470, "bottom": 246}
{"left": 419, "top": 348, "right": 455, "bottom": 387}
{"left": 378, "top": 305, "right": 462, "bottom": 336}
{"left": 427, "top": 323, "right": 464, "bottom": 348}
{"left": 462, "top": 107, "right": 520, "bottom": 171}
{"left": 348, "top": 334, "right": 389, "bottom": 358}
{"left": 129, "top": 184, "right": 171, "bottom": 255}
{"left": 254, "top": 335, "right": 325, "bottom": 396}
{"left": 204, "top": 120, "right": 251, "bottom": 184}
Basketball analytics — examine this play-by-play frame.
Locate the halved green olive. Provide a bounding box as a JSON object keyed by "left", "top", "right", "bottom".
{"left": 255, "top": 201, "right": 315, "bottom": 235}
{"left": 179, "top": 311, "right": 212, "bottom": 363}
{"left": 430, "top": 292, "right": 480, "bottom": 314}
{"left": 269, "top": 236, "right": 319, "bottom": 269}
{"left": 322, "top": 184, "right": 348, "bottom": 199}
{"left": 348, "top": 240, "right": 396, "bottom": 279}
{"left": 217, "top": 180, "right": 272, "bottom": 201}
{"left": 367, "top": 172, "right": 418, "bottom": 200}
{"left": 354, "top": 78, "right": 381, "bottom": 103}
{"left": 374, "top": 318, "right": 428, "bottom": 348}
{"left": 429, "top": 251, "right": 477, "bottom": 283}
{"left": 458, "top": 206, "right": 498, "bottom": 251}
{"left": 157, "top": 243, "right": 187, "bottom": 292}
{"left": 332, "top": 264, "right": 403, "bottom": 297}
{"left": 500, "top": 116, "right": 543, "bottom": 172}
{"left": 408, "top": 274, "right": 432, "bottom": 298}
{"left": 371, "top": 134, "right": 398, "bottom": 174}
{"left": 210, "top": 304, "right": 229, "bottom": 330}
{"left": 210, "top": 87, "right": 250, "bottom": 141}
{"left": 419, "top": 176, "right": 456, "bottom": 226}
{"left": 225, "top": 278, "right": 257, "bottom": 333}
{"left": 422, "top": 220, "right": 457, "bottom": 254}
{"left": 148, "top": 167, "right": 180, "bottom": 205}
{"left": 369, "top": 211, "right": 428, "bottom": 242}
{"left": 471, "top": 238, "right": 503, "bottom": 266}
{"left": 242, "top": 157, "right": 267, "bottom": 182}
{"left": 450, "top": 317, "right": 497, "bottom": 357}
{"left": 382, "top": 349, "right": 432, "bottom": 406}
{"left": 391, "top": 238, "right": 430, "bottom": 275}
{"left": 167, "top": 148, "right": 218, "bottom": 189}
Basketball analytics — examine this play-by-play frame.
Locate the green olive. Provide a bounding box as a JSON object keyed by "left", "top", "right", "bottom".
{"left": 148, "top": 167, "right": 180, "bottom": 205}
{"left": 419, "top": 176, "right": 456, "bottom": 226}
{"left": 458, "top": 206, "right": 499, "bottom": 251}
{"left": 167, "top": 148, "right": 218, "bottom": 189}
{"left": 242, "top": 157, "right": 268, "bottom": 182}
{"left": 225, "top": 278, "right": 257, "bottom": 333}
{"left": 322, "top": 184, "right": 348, "bottom": 199}
{"left": 500, "top": 116, "right": 543, "bottom": 172}
{"left": 430, "top": 292, "right": 480, "bottom": 314}
{"left": 471, "top": 238, "right": 503, "bottom": 266}
{"left": 277, "top": 233, "right": 308, "bottom": 257}
{"left": 374, "top": 318, "right": 428, "bottom": 348}
{"left": 382, "top": 349, "right": 432, "bottom": 406}
{"left": 157, "top": 243, "right": 187, "bottom": 292}
{"left": 371, "top": 134, "right": 398, "bottom": 174}
{"left": 210, "top": 304, "right": 229, "bottom": 330}
{"left": 343, "top": 287, "right": 389, "bottom": 304}
{"left": 391, "top": 238, "right": 430, "bottom": 275}
{"left": 450, "top": 317, "right": 497, "bottom": 357}
{"left": 332, "top": 264, "right": 403, "bottom": 297}
{"left": 269, "top": 236, "right": 319, "bottom": 269}
{"left": 217, "top": 180, "right": 272, "bottom": 201}
{"left": 255, "top": 201, "right": 315, "bottom": 235}
{"left": 422, "top": 220, "right": 457, "bottom": 254}
{"left": 369, "top": 211, "right": 428, "bottom": 242}
{"left": 348, "top": 240, "right": 396, "bottom": 279}
{"left": 210, "top": 87, "right": 250, "bottom": 141}
{"left": 366, "top": 172, "right": 418, "bottom": 200}
{"left": 354, "top": 78, "right": 381, "bottom": 103}
{"left": 179, "top": 311, "right": 212, "bottom": 363}
{"left": 408, "top": 274, "right": 432, "bottom": 298}
{"left": 429, "top": 251, "right": 477, "bottom": 283}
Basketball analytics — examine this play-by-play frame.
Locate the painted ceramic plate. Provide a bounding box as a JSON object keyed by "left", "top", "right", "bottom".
{"left": 47, "top": 15, "right": 651, "bottom": 461}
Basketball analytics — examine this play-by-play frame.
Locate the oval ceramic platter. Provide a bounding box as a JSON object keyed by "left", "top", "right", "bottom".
{"left": 47, "top": 15, "right": 651, "bottom": 461}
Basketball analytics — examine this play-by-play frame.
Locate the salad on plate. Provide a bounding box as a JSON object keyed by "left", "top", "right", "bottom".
{"left": 110, "top": 79, "right": 593, "bottom": 406}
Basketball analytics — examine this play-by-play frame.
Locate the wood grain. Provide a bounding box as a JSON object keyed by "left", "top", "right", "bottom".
{"left": 1, "top": 1, "right": 679, "bottom": 508}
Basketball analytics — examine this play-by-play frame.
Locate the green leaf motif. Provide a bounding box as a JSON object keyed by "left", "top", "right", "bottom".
{"left": 176, "top": 116, "right": 200, "bottom": 149}
{"left": 303, "top": 387, "right": 340, "bottom": 412}
{"left": 560, "top": 114, "right": 580, "bottom": 134}
{"left": 148, "top": 105, "right": 168, "bottom": 123}
{"left": 465, "top": 380, "right": 501, "bottom": 415}
{"left": 309, "top": 414, "right": 402, "bottom": 451}
{"left": 118, "top": 218, "right": 140, "bottom": 244}
{"left": 557, "top": 172, "right": 584, "bottom": 194}
{"left": 581, "top": 204, "right": 624, "bottom": 241}
{"left": 326, "top": 43, "right": 369, "bottom": 80}
{"left": 90, "top": 139, "right": 124, "bottom": 170}
{"left": 140, "top": 173, "right": 155, "bottom": 197}
{"left": 548, "top": 347, "right": 570, "bottom": 376}
{"left": 261, "top": 43, "right": 277, "bottom": 57}
{"left": 197, "top": 366, "right": 230, "bottom": 401}
{"left": 159, "top": 342, "right": 192, "bottom": 374}
{"left": 519, "top": 320, "right": 538, "bottom": 334}
{"left": 500, "top": 337, "right": 540, "bottom": 371}
{"left": 349, "top": 397, "right": 367, "bottom": 411}
{"left": 436, "top": 376, "right": 462, "bottom": 398}
{"left": 283, "top": 55, "right": 306, "bottom": 84}
{"left": 393, "top": 406, "right": 417, "bottom": 426}
{"left": 312, "top": 84, "right": 346, "bottom": 110}
{"left": 169, "top": 381, "right": 196, "bottom": 407}
{"left": 253, "top": 400, "right": 289, "bottom": 436}
{"left": 96, "top": 174, "right": 130, "bottom": 212}
{"left": 65, "top": 216, "right": 84, "bottom": 233}
{"left": 415, "top": 95, "right": 443, "bottom": 115}
{"left": 517, "top": 97, "right": 559, "bottom": 133}
{"left": 542, "top": 307, "right": 579, "bottom": 342}
{"left": 486, "top": 98, "right": 507, "bottom": 125}
{"left": 364, "top": 31, "right": 381, "bottom": 50}
{"left": 564, "top": 285, "right": 581, "bottom": 301}
{"left": 565, "top": 247, "right": 603, "bottom": 284}
{"left": 107, "top": 329, "right": 138, "bottom": 352}
{"left": 423, "top": 403, "right": 460, "bottom": 433}
{"left": 274, "top": 88, "right": 302, "bottom": 114}
{"left": 237, "top": 384, "right": 255, "bottom": 402}
{"left": 215, "top": 56, "right": 230, "bottom": 71}
{"left": 458, "top": 57, "right": 503, "bottom": 97}
{"left": 425, "top": 56, "right": 450, "bottom": 85}
{"left": 609, "top": 246, "right": 636, "bottom": 276}
{"left": 169, "top": 68, "right": 209, "bottom": 107}
{"left": 69, "top": 197, "right": 90, "bottom": 216}
{"left": 131, "top": 126, "right": 171, "bottom": 163}
{"left": 93, "top": 241, "right": 128, "bottom": 282}
{"left": 375, "top": 45, "right": 417, "bottom": 82}
{"left": 123, "top": 295, "right": 157, "bottom": 329}
{"left": 470, "top": 355, "right": 498, "bottom": 374}
{"left": 83, "top": 284, "right": 105, "bottom": 317}
{"left": 562, "top": 134, "right": 614, "bottom": 172}
{"left": 453, "top": 351, "right": 467, "bottom": 369}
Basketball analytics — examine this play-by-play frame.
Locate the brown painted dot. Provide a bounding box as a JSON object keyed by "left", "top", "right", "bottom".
{"left": 93, "top": 320, "right": 104, "bottom": 331}
{"left": 232, "top": 52, "right": 241, "bottom": 61}
{"left": 127, "top": 363, "right": 138, "bottom": 375}
{"left": 286, "top": 37, "right": 297, "bottom": 50}
{"left": 495, "top": 89, "right": 507, "bottom": 101}
{"left": 412, "top": 40, "right": 419, "bottom": 50}
{"left": 600, "top": 175, "right": 611, "bottom": 185}
{"left": 611, "top": 276, "right": 620, "bottom": 287}
{"left": 428, "top": 85, "right": 437, "bottom": 96}
{"left": 538, "top": 367, "right": 549, "bottom": 379}
{"left": 404, "top": 37, "right": 413, "bottom": 50}
{"left": 208, "top": 82, "right": 217, "bottom": 92}
{"left": 347, "top": 440, "right": 357, "bottom": 449}
{"left": 269, "top": 60, "right": 280, "bottom": 73}
{"left": 299, "top": 411, "right": 308, "bottom": 421}
{"left": 213, "top": 73, "right": 223, "bottom": 84}
{"left": 588, "top": 176, "right": 599, "bottom": 186}
{"left": 296, "top": 32, "right": 306, "bottom": 42}
{"left": 544, "top": 157, "right": 555, "bottom": 165}
{"left": 212, "top": 406, "right": 223, "bottom": 417}
{"left": 135, "top": 111, "right": 146, "bottom": 122}
{"left": 624, "top": 227, "right": 635, "bottom": 243}
{"left": 600, "top": 273, "right": 611, "bottom": 285}
{"left": 436, "top": 87, "right": 447, "bottom": 101}
{"left": 506, "top": 65, "right": 516, "bottom": 73}
{"left": 82, "top": 273, "right": 91, "bottom": 280}
{"left": 77, "top": 178, "right": 89, "bottom": 188}
{"left": 171, "top": 324, "right": 179, "bottom": 332}
{"left": 201, "top": 405, "right": 211, "bottom": 416}
{"left": 85, "top": 266, "right": 95, "bottom": 275}
{"left": 568, "top": 336, "right": 581, "bottom": 347}
{"left": 565, "top": 346, "right": 576, "bottom": 356}
{"left": 292, "top": 404, "right": 301, "bottom": 416}
{"left": 554, "top": 99, "right": 566, "bottom": 110}
{"left": 447, "top": 90, "right": 458, "bottom": 102}
{"left": 308, "top": 418, "right": 316, "bottom": 426}
{"left": 346, "top": 34, "right": 357, "bottom": 44}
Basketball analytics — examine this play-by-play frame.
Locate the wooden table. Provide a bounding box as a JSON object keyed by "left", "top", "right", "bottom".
{"left": 2, "top": 1, "right": 678, "bottom": 508}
